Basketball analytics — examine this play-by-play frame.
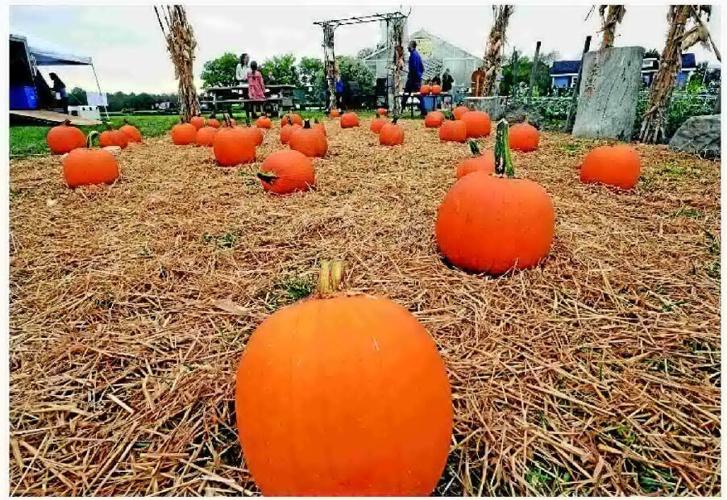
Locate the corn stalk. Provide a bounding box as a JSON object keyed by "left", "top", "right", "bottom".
{"left": 389, "top": 18, "right": 405, "bottom": 116}
{"left": 155, "top": 5, "right": 200, "bottom": 121}
{"left": 639, "top": 5, "right": 716, "bottom": 143}
{"left": 322, "top": 24, "right": 337, "bottom": 112}
{"left": 599, "top": 5, "right": 626, "bottom": 49}
{"left": 479, "top": 5, "right": 514, "bottom": 97}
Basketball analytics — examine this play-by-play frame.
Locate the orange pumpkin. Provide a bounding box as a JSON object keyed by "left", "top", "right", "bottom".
{"left": 420, "top": 84, "right": 431, "bottom": 95}
{"left": 340, "top": 112, "right": 360, "bottom": 128}
{"left": 280, "top": 119, "right": 302, "bottom": 145}
{"left": 255, "top": 115, "right": 272, "bottom": 129}
{"left": 195, "top": 126, "right": 218, "bottom": 147}
{"left": 47, "top": 120, "right": 86, "bottom": 154}
{"left": 424, "top": 111, "right": 445, "bottom": 128}
{"left": 313, "top": 119, "right": 327, "bottom": 136}
{"left": 190, "top": 116, "right": 205, "bottom": 129}
{"left": 456, "top": 140, "right": 496, "bottom": 179}
{"left": 236, "top": 261, "right": 452, "bottom": 495}
{"left": 289, "top": 120, "right": 328, "bottom": 158}
{"left": 461, "top": 111, "right": 491, "bottom": 138}
{"left": 281, "top": 113, "right": 303, "bottom": 127}
{"left": 580, "top": 144, "right": 640, "bottom": 190}
{"left": 377, "top": 107, "right": 388, "bottom": 116}
{"left": 453, "top": 105, "right": 470, "bottom": 120}
{"left": 99, "top": 128, "right": 129, "bottom": 149}
{"left": 329, "top": 109, "right": 341, "bottom": 118}
{"left": 509, "top": 122, "right": 539, "bottom": 152}
{"left": 238, "top": 125, "right": 264, "bottom": 146}
{"left": 62, "top": 131, "right": 119, "bottom": 188}
{"left": 207, "top": 115, "right": 221, "bottom": 128}
{"left": 431, "top": 85, "right": 442, "bottom": 95}
{"left": 119, "top": 120, "right": 142, "bottom": 143}
{"left": 370, "top": 117, "right": 387, "bottom": 134}
{"left": 257, "top": 149, "right": 315, "bottom": 195}
{"left": 213, "top": 127, "right": 256, "bottom": 166}
{"left": 379, "top": 118, "right": 404, "bottom": 146}
{"left": 436, "top": 120, "right": 554, "bottom": 274}
{"left": 439, "top": 118, "right": 467, "bottom": 143}
{"left": 171, "top": 122, "right": 197, "bottom": 145}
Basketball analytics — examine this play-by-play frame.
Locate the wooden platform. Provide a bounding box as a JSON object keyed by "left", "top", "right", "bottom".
{"left": 10, "top": 109, "right": 102, "bottom": 126}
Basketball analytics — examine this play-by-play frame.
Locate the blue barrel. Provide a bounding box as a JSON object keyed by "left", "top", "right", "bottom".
{"left": 10, "top": 85, "right": 38, "bottom": 110}
{"left": 421, "top": 95, "right": 437, "bottom": 112}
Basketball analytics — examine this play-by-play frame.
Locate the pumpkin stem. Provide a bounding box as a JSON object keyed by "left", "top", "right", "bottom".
{"left": 256, "top": 171, "right": 278, "bottom": 183}
{"left": 392, "top": 117, "right": 399, "bottom": 125}
{"left": 303, "top": 119, "right": 311, "bottom": 129}
{"left": 318, "top": 259, "right": 344, "bottom": 296}
{"left": 86, "top": 130, "right": 99, "bottom": 148}
{"left": 468, "top": 139, "right": 481, "bottom": 157}
{"left": 494, "top": 119, "right": 515, "bottom": 178}
{"left": 63, "top": 119, "right": 72, "bottom": 126}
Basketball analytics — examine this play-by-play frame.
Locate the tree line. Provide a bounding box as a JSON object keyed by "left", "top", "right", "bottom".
{"left": 67, "top": 88, "right": 179, "bottom": 112}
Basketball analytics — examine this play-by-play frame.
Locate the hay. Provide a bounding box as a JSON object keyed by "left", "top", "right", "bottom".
{"left": 9, "top": 120, "right": 720, "bottom": 496}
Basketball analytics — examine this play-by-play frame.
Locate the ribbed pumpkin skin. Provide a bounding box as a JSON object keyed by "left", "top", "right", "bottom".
{"left": 239, "top": 126, "right": 264, "bottom": 146}
{"left": 171, "top": 123, "right": 197, "bottom": 145}
{"left": 313, "top": 122, "right": 327, "bottom": 136}
{"left": 190, "top": 116, "right": 205, "bottom": 129}
{"left": 424, "top": 111, "right": 445, "bottom": 128}
{"left": 509, "top": 123, "right": 539, "bottom": 152}
{"left": 370, "top": 117, "right": 387, "bottom": 133}
{"left": 281, "top": 114, "right": 303, "bottom": 127}
{"left": 213, "top": 128, "right": 256, "bottom": 166}
{"left": 379, "top": 122, "right": 404, "bottom": 146}
{"left": 119, "top": 124, "right": 142, "bottom": 143}
{"left": 340, "top": 112, "right": 360, "bottom": 128}
{"left": 456, "top": 150, "right": 495, "bottom": 179}
{"left": 207, "top": 118, "right": 221, "bottom": 128}
{"left": 431, "top": 85, "right": 442, "bottom": 95}
{"left": 258, "top": 150, "right": 315, "bottom": 195}
{"left": 62, "top": 148, "right": 119, "bottom": 188}
{"left": 461, "top": 111, "right": 491, "bottom": 138}
{"left": 255, "top": 116, "right": 272, "bottom": 129}
{"left": 47, "top": 123, "right": 86, "bottom": 154}
{"left": 420, "top": 84, "right": 431, "bottom": 95}
{"left": 195, "top": 126, "right": 217, "bottom": 147}
{"left": 236, "top": 294, "right": 452, "bottom": 496}
{"left": 439, "top": 120, "right": 467, "bottom": 142}
{"left": 580, "top": 145, "right": 640, "bottom": 190}
{"left": 453, "top": 106, "right": 470, "bottom": 120}
{"left": 436, "top": 171, "right": 555, "bottom": 274}
{"left": 280, "top": 123, "right": 302, "bottom": 144}
{"left": 289, "top": 127, "right": 328, "bottom": 157}
{"left": 99, "top": 130, "right": 129, "bottom": 149}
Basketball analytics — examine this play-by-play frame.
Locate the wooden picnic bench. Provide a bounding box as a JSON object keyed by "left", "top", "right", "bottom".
{"left": 396, "top": 92, "right": 453, "bottom": 117}
{"left": 201, "top": 84, "right": 296, "bottom": 121}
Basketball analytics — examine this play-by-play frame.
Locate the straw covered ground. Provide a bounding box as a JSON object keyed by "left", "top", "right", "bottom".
{"left": 9, "top": 118, "right": 720, "bottom": 496}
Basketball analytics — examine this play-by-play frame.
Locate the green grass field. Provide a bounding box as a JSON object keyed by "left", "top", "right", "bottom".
{"left": 9, "top": 110, "right": 379, "bottom": 158}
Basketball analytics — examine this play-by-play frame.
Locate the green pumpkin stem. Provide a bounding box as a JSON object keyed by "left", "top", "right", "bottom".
{"left": 468, "top": 139, "right": 481, "bottom": 157}
{"left": 86, "top": 130, "right": 99, "bottom": 148}
{"left": 256, "top": 171, "right": 278, "bottom": 183}
{"left": 318, "top": 260, "right": 343, "bottom": 296}
{"left": 494, "top": 119, "right": 515, "bottom": 178}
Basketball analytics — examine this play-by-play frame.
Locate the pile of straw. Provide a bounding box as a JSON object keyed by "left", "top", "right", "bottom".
{"left": 9, "top": 120, "right": 720, "bottom": 495}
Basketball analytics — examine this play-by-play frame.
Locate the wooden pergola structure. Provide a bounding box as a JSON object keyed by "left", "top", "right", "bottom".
{"left": 314, "top": 11, "right": 408, "bottom": 114}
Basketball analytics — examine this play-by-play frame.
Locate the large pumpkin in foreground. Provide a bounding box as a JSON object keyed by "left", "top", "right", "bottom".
{"left": 257, "top": 149, "right": 315, "bottom": 195}
{"left": 47, "top": 120, "right": 86, "bottom": 154}
{"left": 236, "top": 262, "right": 452, "bottom": 496}
{"left": 62, "top": 132, "right": 119, "bottom": 188}
{"left": 436, "top": 120, "right": 554, "bottom": 275}
{"left": 580, "top": 144, "right": 640, "bottom": 189}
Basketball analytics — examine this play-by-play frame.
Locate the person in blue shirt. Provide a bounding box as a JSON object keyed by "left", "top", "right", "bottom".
{"left": 401, "top": 40, "right": 425, "bottom": 117}
{"left": 334, "top": 74, "right": 345, "bottom": 110}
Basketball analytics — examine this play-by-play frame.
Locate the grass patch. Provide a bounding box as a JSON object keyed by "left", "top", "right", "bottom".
{"left": 524, "top": 458, "right": 572, "bottom": 495}
{"left": 671, "top": 206, "right": 703, "bottom": 219}
{"left": 202, "top": 230, "right": 238, "bottom": 250}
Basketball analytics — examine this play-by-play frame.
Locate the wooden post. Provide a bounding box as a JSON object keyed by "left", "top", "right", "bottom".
{"left": 527, "top": 41, "right": 541, "bottom": 103}
{"left": 510, "top": 48, "right": 519, "bottom": 100}
{"left": 323, "top": 23, "right": 337, "bottom": 112}
{"left": 566, "top": 35, "right": 592, "bottom": 133}
{"left": 389, "top": 17, "right": 405, "bottom": 116}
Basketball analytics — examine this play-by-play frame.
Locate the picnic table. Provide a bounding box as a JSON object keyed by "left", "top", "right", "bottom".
{"left": 395, "top": 92, "right": 453, "bottom": 117}
{"left": 201, "top": 84, "right": 296, "bottom": 120}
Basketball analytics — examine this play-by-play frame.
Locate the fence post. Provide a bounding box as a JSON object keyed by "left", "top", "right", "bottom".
{"left": 527, "top": 41, "right": 541, "bottom": 104}
{"left": 566, "top": 35, "right": 592, "bottom": 133}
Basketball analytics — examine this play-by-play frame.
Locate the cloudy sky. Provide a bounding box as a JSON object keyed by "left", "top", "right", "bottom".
{"left": 9, "top": 3, "right": 722, "bottom": 94}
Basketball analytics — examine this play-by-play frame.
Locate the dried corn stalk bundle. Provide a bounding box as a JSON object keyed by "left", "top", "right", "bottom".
{"left": 155, "top": 5, "right": 200, "bottom": 122}
{"left": 479, "top": 5, "right": 514, "bottom": 97}
{"left": 598, "top": 5, "right": 626, "bottom": 49}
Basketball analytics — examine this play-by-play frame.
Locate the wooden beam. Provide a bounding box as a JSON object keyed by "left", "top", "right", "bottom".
{"left": 566, "top": 35, "right": 592, "bottom": 133}
{"left": 527, "top": 41, "right": 541, "bottom": 103}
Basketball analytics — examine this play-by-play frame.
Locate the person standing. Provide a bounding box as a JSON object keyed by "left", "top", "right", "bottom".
{"left": 236, "top": 53, "right": 250, "bottom": 83}
{"left": 441, "top": 68, "right": 455, "bottom": 109}
{"left": 246, "top": 61, "right": 266, "bottom": 118}
{"left": 401, "top": 40, "right": 425, "bottom": 117}
{"left": 49, "top": 72, "right": 68, "bottom": 114}
{"left": 334, "top": 74, "right": 345, "bottom": 110}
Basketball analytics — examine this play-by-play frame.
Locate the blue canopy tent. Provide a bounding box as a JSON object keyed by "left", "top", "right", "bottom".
{"left": 10, "top": 34, "right": 109, "bottom": 122}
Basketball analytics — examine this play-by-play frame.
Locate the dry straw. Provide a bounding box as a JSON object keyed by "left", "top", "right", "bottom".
{"left": 9, "top": 119, "right": 720, "bottom": 495}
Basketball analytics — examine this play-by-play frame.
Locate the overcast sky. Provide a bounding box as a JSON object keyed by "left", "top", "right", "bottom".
{"left": 9, "top": 3, "right": 722, "bottom": 94}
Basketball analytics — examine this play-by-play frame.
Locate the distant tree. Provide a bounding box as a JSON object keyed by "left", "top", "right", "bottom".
{"left": 68, "top": 87, "right": 87, "bottom": 105}
{"left": 357, "top": 47, "right": 375, "bottom": 59}
{"left": 644, "top": 48, "right": 661, "bottom": 59}
{"left": 261, "top": 54, "right": 299, "bottom": 85}
{"left": 336, "top": 55, "right": 375, "bottom": 95}
{"left": 498, "top": 51, "right": 553, "bottom": 97}
{"left": 299, "top": 56, "right": 325, "bottom": 90}
{"left": 201, "top": 52, "right": 238, "bottom": 88}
